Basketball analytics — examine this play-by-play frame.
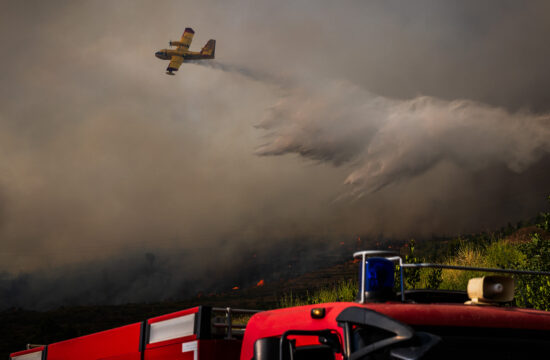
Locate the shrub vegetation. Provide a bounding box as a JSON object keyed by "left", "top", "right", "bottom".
{"left": 280, "top": 196, "right": 550, "bottom": 311}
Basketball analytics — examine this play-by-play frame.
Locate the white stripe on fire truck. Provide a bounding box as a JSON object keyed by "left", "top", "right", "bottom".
{"left": 181, "top": 341, "right": 198, "bottom": 360}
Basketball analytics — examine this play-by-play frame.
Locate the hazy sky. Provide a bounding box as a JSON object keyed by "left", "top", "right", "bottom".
{"left": 1, "top": 0, "right": 549, "bottom": 308}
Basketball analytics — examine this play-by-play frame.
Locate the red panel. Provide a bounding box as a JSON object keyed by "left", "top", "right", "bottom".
{"left": 47, "top": 322, "right": 142, "bottom": 360}
{"left": 368, "top": 302, "right": 550, "bottom": 329}
{"left": 197, "top": 340, "right": 241, "bottom": 360}
{"left": 288, "top": 335, "right": 323, "bottom": 348}
{"left": 10, "top": 347, "right": 45, "bottom": 358}
{"left": 148, "top": 307, "right": 199, "bottom": 324}
{"left": 144, "top": 341, "right": 195, "bottom": 360}
{"left": 100, "top": 355, "right": 141, "bottom": 360}
{"left": 145, "top": 339, "right": 241, "bottom": 360}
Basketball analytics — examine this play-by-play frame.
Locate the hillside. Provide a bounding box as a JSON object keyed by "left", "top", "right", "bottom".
{"left": 2, "top": 212, "right": 549, "bottom": 358}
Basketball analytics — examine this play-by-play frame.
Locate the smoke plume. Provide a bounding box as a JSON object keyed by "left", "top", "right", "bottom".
{"left": 256, "top": 81, "right": 550, "bottom": 197}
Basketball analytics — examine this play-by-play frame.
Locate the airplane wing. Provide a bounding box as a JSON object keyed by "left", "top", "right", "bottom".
{"left": 166, "top": 55, "right": 184, "bottom": 74}
{"left": 179, "top": 27, "right": 195, "bottom": 50}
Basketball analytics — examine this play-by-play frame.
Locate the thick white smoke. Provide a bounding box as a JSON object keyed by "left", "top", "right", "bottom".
{"left": 256, "top": 81, "right": 550, "bottom": 198}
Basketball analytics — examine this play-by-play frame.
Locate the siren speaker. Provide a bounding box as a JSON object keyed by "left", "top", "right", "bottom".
{"left": 467, "top": 275, "right": 514, "bottom": 304}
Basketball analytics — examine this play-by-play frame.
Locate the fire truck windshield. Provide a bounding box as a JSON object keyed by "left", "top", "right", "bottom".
{"left": 410, "top": 326, "right": 550, "bottom": 360}
{"left": 346, "top": 323, "right": 550, "bottom": 359}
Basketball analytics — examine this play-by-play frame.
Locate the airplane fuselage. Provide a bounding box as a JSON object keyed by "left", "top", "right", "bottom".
{"left": 155, "top": 49, "right": 184, "bottom": 61}
{"left": 155, "top": 48, "right": 210, "bottom": 61}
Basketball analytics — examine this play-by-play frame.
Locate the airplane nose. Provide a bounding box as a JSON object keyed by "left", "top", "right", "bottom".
{"left": 155, "top": 51, "right": 162, "bottom": 59}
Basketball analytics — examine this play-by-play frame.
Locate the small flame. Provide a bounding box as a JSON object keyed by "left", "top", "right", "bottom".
{"left": 256, "top": 279, "right": 265, "bottom": 287}
{"left": 232, "top": 286, "right": 239, "bottom": 290}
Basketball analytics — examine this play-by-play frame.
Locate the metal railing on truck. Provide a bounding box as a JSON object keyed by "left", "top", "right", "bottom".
{"left": 354, "top": 250, "right": 550, "bottom": 303}
{"left": 212, "top": 307, "right": 262, "bottom": 339}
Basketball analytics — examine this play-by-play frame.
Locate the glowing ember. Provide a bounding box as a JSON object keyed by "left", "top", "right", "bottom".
{"left": 232, "top": 286, "right": 239, "bottom": 290}
{"left": 256, "top": 279, "right": 265, "bottom": 287}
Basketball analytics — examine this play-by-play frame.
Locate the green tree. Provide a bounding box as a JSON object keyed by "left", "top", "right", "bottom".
{"left": 404, "top": 239, "right": 421, "bottom": 289}
{"left": 515, "top": 233, "right": 550, "bottom": 310}
{"left": 537, "top": 195, "right": 550, "bottom": 231}
{"left": 426, "top": 268, "right": 443, "bottom": 289}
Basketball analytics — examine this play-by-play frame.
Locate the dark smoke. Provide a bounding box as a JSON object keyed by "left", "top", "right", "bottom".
{"left": 0, "top": 237, "right": 352, "bottom": 310}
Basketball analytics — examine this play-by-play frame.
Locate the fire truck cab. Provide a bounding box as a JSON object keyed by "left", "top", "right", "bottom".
{"left": 244, "top": 301, "right": 550, "bottom": 360}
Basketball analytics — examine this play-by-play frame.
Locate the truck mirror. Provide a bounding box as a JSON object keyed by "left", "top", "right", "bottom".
{"left": 318, "top": 333, "right": 341, "bottom": 353}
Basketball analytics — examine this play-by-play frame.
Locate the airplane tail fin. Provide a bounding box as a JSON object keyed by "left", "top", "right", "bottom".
{"left": 200, "top": 39, "right": 216, "bottom": 59}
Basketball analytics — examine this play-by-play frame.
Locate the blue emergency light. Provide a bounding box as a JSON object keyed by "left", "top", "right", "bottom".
{"left": 360, "top": 257, "right": 395, "bottom": 290}
{"left": 357, "top": 255, "right": 397, "bottom": 302}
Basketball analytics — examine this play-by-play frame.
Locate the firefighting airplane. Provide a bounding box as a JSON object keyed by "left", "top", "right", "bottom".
{"left": 155, "top": 28, "right": 215, "bottom": 75}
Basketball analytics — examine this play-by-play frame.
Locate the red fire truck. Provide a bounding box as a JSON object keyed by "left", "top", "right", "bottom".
{"left": 10, "top": 250, "right": 550, "bottom": 360}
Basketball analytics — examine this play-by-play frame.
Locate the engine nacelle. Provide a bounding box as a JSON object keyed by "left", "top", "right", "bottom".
{"left": 169, "top": 41, "right": 186, "bottom": 47}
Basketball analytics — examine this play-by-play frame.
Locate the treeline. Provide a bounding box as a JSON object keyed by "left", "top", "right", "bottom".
{"left": 404, "top": 196, "right": 550, "bottom": 310}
